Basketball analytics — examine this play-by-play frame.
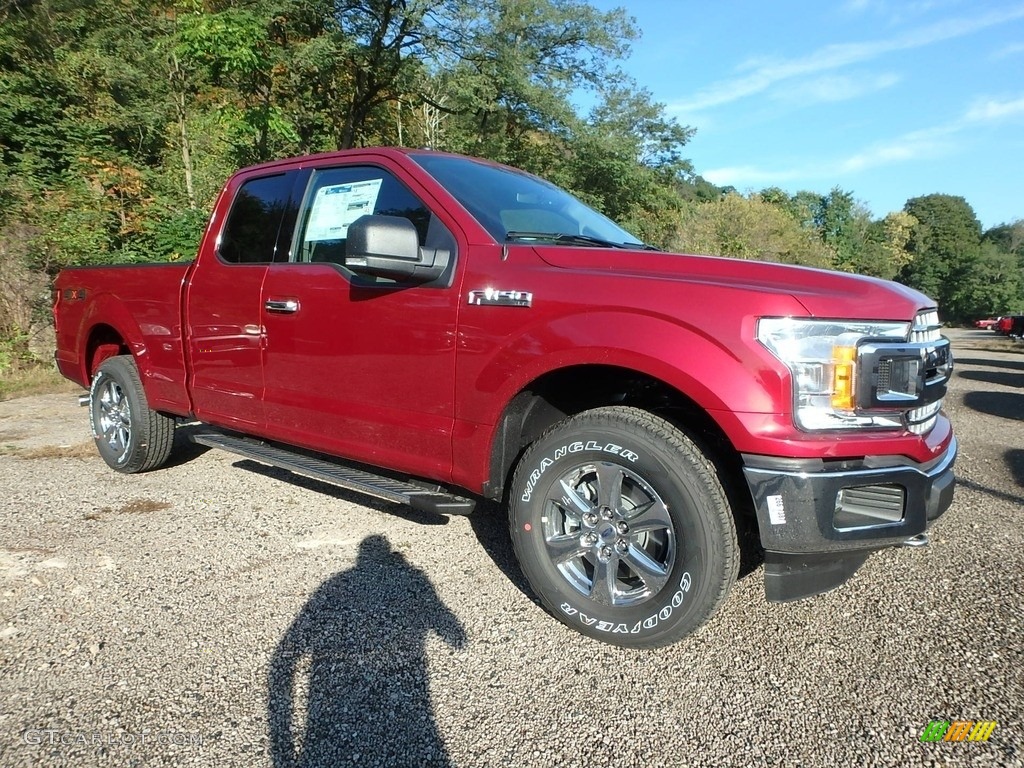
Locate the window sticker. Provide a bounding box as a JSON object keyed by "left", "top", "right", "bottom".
{"left": 304, "top": 178, "right": 383, "bottom": 242}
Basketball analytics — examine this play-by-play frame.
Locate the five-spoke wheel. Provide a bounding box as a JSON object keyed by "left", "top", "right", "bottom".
{"left": 511, "top": 406, "right": 738, "bottom": 648}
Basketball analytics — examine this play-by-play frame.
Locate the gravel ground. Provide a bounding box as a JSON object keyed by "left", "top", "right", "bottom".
{"left": 0, "top": 328, "right": 1021, "bottom": 767}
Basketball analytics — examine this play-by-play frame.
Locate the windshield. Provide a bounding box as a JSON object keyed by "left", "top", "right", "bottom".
{"left": 411, "top": 153, "right": 646, "bottom": 248}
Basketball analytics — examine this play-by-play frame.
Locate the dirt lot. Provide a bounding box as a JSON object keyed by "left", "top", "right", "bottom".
{"left": 1, "top": 328, "right": 1021, "bottom": 767}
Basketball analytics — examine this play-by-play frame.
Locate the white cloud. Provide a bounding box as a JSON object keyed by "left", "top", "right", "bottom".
{"left": 843, "top": 0, "right": 875, "bottom": 13}
{"left": 705, "top": 92, "right": 1024, "bottom": 184}
{"left": 964, "top": 96, "right": 1024, "bottom": 121}
{"left": 842, "top": 0, "right": 968, "bottom": 24}
{"left": 838, "top": 133, "right": 952, "bottom": 173}
{"left": 669, "top": 4, "right": 1024, "bottom": 114}
{"left": 837, "top": 94, "right": 1024, "bottom": 172}
{"left": 769, "top": 72, "right": 901, "bottom": 105}
{"left": 705, "top": 137, "right": 945, "bottom": 186}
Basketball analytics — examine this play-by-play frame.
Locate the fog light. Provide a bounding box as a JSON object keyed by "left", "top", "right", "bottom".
{"left": 834, "top": 485, "right": 905, "bottom": 530}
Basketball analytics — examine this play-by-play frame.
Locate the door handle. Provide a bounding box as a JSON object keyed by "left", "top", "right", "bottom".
{"left": 264, "top": 298, "right": 299, "bottom": 314}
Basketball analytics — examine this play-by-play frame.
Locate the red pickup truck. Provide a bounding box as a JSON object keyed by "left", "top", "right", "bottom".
{"left": 53, "top": 148, "right": 956, "bottom": 647}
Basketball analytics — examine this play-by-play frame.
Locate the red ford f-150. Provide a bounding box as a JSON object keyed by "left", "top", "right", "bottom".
{"left": 53, "top": 148, "right": 956, "bottom": 647}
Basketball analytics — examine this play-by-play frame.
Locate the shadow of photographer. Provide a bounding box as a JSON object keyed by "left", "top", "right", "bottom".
{"left": 267, "top": 535, "right": 465, "bottom": 768}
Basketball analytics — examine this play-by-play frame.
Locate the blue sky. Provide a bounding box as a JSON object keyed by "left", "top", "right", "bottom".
{"left": 588, "top": 0, "right": 1024, "bottom": 229}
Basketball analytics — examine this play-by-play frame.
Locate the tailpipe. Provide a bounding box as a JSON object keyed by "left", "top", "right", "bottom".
{"left": 78, "top": 394, "right": 90, "bottom": 407}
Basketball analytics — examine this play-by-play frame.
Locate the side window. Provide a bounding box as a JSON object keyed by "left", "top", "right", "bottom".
{"left": 218, "top": 173, "right": 296, "bottom": 264}
{"left": 295, "top": 166, "right": 444, "bottom": 267}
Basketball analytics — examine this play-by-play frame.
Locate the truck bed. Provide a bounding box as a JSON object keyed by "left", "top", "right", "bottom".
{"left": 53, "top": 262, "right": 194, "bottom": 415}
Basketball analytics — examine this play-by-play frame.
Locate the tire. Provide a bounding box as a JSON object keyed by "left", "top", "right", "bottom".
{"left": 509, "top": 406, "right": 738, "bottom": 648}
{"left": 89, "top": 355, "right": 175, "bottom": 473}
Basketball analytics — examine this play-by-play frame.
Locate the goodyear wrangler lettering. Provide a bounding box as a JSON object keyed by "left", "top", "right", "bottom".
{"left": 521, "top": 443, "right": 640, "bottom": 502}
{"left": 560, "top": 572, "right": 692, "bottom": 634}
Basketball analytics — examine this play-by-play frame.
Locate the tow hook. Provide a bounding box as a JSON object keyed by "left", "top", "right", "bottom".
{"left": 901, "top": 533, "right": 929, "bottom": 548}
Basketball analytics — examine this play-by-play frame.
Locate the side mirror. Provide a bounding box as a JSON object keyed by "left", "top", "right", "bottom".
{"left": 344, "top": 215, "right": 445, "bottom": 282}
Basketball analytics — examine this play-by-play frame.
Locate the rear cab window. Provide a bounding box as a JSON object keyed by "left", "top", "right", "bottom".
{"left": 218, "top": 173, "right": 302, "bottom": 264}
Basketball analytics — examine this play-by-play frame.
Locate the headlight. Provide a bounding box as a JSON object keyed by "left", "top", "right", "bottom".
{"left": 757, "top": 318, "right": 910, "bottom": 431}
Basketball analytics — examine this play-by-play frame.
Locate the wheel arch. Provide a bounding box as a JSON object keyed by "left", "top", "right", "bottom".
{"left": 485, "top": 365, "right": 751, "bottom": 523}
{"left": 85, "top": 324, "right": 130, "bottom": 379}
{"left": 77, "top": 294, "right": 148, "bottom": 382}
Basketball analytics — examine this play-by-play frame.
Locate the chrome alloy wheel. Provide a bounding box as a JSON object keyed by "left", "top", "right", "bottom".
{"left": 94, "top": 376, "right": 132, "bottom": 459}
{"left": 541, "top": 461, "right": 676, "bottom": 607}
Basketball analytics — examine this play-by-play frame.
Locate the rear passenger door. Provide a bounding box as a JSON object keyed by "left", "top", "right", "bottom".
{"left": 259, "top": 160, "right": 464, "bottom": 481}
{"left": 186, "top": 170, "right": 304, "bottom": 431}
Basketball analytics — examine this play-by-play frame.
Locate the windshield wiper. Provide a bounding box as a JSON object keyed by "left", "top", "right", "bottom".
{"left": 505, "top": 231, "right": 638, "bottom": 249}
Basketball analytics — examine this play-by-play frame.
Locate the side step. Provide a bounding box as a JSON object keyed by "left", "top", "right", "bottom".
{"left": 191, "top": 432, "right": 476, "bottom": 515}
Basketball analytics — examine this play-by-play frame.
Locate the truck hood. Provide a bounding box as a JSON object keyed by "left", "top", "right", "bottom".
{"left": 532, "top": 246, "right": 935, "bottom": 321}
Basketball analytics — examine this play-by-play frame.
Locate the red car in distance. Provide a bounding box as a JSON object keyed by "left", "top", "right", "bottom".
{"left": 996, "top": 316, "right": 1024, "bottom": 337}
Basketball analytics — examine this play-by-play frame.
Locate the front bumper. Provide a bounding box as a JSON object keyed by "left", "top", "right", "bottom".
{"left": 742, "top": 435, "right": 957, "bottom": 602}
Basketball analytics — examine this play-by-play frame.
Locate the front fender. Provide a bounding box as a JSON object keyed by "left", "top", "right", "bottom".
{"left": 450, "top": 307, "right": 798, "bottom": 493}
{"left": 471, "top": 309, "right": 788, "bottom": 428}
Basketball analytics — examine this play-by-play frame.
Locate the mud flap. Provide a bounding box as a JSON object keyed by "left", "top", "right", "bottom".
{"left": 763, "top": 549, "right": 873, "bottom": 603}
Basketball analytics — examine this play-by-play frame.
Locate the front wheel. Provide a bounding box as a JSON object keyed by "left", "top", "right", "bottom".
{"left": 509, "top": 407, "right": 738, "bottom": 648}
{"left": 90, "top": 355, "right": 175, "bottom": 473}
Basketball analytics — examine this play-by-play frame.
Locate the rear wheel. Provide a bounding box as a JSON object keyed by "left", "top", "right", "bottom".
{"left": 90, "top": 355, "right": 175, "bottom": 473}
{"left": 509, "top": 406, "right": 738, "bottom": 648}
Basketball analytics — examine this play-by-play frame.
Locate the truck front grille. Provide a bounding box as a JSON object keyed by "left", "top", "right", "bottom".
{"left": 906, "top": 310, "right": 948, "bottom": 435}
{"left": 857, "top": 309, "right": 949, "bottom": 435}
{"left": 910, "top": 310, "right": 942, "bottom": 344}
{"left": 906, "top": 401, "right": 943, "bottom": 434}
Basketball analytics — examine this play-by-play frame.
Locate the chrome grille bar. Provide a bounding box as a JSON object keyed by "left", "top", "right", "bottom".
{"left": 910, "top": 310, "right": 942, "bottom": 343}
{"left": 905, "top": 310, "right": 945, "bottom": 433}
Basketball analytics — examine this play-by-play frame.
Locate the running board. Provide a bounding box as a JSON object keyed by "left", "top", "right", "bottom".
{"left": 190, "top": 432, "right": 476, "bottom": 516}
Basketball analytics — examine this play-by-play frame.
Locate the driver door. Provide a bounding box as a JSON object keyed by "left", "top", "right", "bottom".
{"left": 258, "top": 161, "right": 463, "bottom": 481}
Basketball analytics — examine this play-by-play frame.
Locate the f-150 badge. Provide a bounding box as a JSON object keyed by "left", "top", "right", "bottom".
{"left": 467, "top": 289, "right": 533, "bottom": 307}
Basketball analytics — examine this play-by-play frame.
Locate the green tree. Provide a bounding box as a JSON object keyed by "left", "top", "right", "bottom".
{"left": 983, "top": 220, "right": 1024, "bottom": 257}
{"left": 860, "top": 210, "right": 917, "bottom": 280}
{"left": 758, "top": 187, "right": 900, "bottom": 276}
{"left": 438, "top": 0, "right": 636, "bottom": 167}
{"left": 676, "top": 193, "right": 834, "bottom": 267}
{"left": 554, "top": 80, "right": 695, "bottom": 246}
{"left": 328, "top": 0, "right": 442, "bottom": 148}
{"left": 176, "top": 7, "right": 301, "bottom": 164}
{"left": 814, "top": 188, "right": 857, "bottom": 266}
{"left": 0, "top": 0, "right": 183, "bottom": 265}
{"left": 759, "top": 188, "right": 821, "bottom": 231}
{"left": 898, "top": 194, "right": 983, "bottom": 320}
{"left": 980, "top": 220, "right": 1024, "bottom": 314}
{"left": 960, "top": 243, "right": 1024, "bottom": 316}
